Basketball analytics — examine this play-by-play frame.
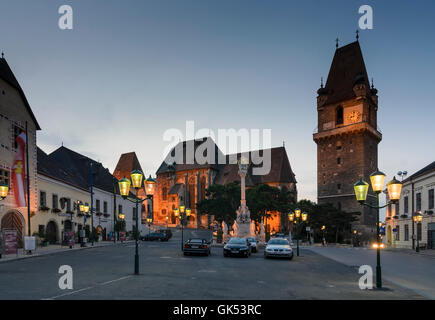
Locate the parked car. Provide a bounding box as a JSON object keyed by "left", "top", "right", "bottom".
{"left": 274, "top": 233, "right": 285, "bottom": 238}
{"left": 223, "top": 237, "right": 251, "bottom": 257}
{"left": 264, "top": 237, "right": 293, "bottom": 259}
{"left": 141, "top": 232, "right": 169, "bottom": 241}
{"left": 245, "top": 237, "right": 258, "bottom": 253}
{"left": 158, "top": 229, "right": 173, "bottom": 239}
{"left": 183, "top": 238, "right": 211, "bottom": 256}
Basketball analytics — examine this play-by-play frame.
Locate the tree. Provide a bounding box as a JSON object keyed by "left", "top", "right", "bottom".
{"left": 197, "top": 182, "right": 240, "bottom": 232}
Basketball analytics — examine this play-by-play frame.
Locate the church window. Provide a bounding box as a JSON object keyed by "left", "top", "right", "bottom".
{"left": 336, "top": 106, "right": 343, "bottom": 125}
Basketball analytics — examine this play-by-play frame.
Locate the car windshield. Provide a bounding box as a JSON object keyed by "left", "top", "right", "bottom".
{"left": 246, "top": 238, "right": 256, "bottom": 242}
{"left": 268, "top": 239, "right": 289, "bottom": 245}
{"left": 228, "top": 238, "right": 245, "bottom": 244}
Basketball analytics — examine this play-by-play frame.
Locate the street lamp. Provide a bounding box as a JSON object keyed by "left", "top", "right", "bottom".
{"left": 288, "top": 209, "right": 308, "bottom": 257}
{"left": 118, "top": 170, "right": 155, "bottom": 275}
{"left": 353, "top": 170, "right": 402, "bottom": 289}
{"left": 0, "top": 183, "right": 9, "bottom": 200}
{"left": 174, "top": 206, "right": 191, "bottom": 251}
{"left": 146, "top": 218, "right": 153, "bottom": 236}
{"left": 321, "top": 225, "right": 326, "bottom": 246}
{"left": 413, "top": 212, "right": 423, "bottom": 253}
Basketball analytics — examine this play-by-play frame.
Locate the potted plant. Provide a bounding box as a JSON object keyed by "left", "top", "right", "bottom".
{"left": 96, "top": 212, "right": 103, "bottom": 216}
{"left": 39, "top": 205, "right": 50, "bottom": 212}
{"left": 103, "top": 213, "right": 110, "bottom": 218}
{"left": 52, "top": 208, "right": 61, "bottom": 213}
{"left": 400, "top": 214, "right": 408, "bottom": 218}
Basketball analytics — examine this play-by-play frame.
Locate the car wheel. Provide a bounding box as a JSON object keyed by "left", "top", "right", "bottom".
{"left": 288, "top": 254, "right": 293, "bottom": 260}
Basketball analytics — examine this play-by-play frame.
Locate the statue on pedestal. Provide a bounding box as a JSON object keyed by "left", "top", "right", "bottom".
{"left": 233, "top": 155, "right": 255, "bottom": 239}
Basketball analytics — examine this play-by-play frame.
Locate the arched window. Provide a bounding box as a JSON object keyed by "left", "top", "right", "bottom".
{"left": 336, "top": 106, "right": 343, "bottom": 125}
{"left": 162, "top": 187, "right": 167, "bottom": 201}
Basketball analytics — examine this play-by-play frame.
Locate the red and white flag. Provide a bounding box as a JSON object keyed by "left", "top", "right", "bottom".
{"left": 11, "top": 132, "right": 27, "bottom": 207}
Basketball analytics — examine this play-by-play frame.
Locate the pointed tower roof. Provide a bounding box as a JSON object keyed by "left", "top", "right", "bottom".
{"left": 323, "top": 41, "right": 371, "bottom": 105}
{"left": 0, "top": 57, "right": 41, "bottom": 129}
{"left": 113, "top": 152, "right": 143, "bottom": 180}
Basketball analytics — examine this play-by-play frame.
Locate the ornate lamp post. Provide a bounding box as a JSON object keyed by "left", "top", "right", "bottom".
{"left": 118, "top": 170, "right": 155, "bottom": 275}
{"left": 413, "top": 212, "right": 423, "bottom": 253}
{"left": 353, "top": 170, "right": 402, "bottom": 289}
{"left": 288, "top": 209, "right": 308, "bottom": 257}
{"left": 0, "top": 183, "right": 8, "bottom": 200}
{"left": 174, "top": 206, "right": 191, "bottom": 251}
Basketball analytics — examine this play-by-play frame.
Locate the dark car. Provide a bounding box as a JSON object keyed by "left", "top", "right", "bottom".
{"left": 141, "top": 232, "right": 169, "bottom": 241}
{"left": 158, "top": 229, "right": 173, "bottom": 239}
{"left": 183, "top": 238, "right": 211, "bottom": 256}
{"left": 223, "top": 237, "right": 251, "bottom": 257}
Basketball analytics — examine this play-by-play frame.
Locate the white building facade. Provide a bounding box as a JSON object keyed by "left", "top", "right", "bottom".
{"left": 385, "top": 162, "right": 435, "bottom": 249}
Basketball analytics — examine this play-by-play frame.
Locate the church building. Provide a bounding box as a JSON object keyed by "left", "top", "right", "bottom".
{"left": 313, "top": 40, "right": 381, "bottom": 237}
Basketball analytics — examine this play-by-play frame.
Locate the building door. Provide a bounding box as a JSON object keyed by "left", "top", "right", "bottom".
{"left": 46, "top": 221, "right": 58, "bottom": 244}
{"left": 428, "top": 223, "right": 435, "bottom": 249}
{"left": 1, "top": 211, "right": 24, "bottom": 248}
{"left": 64, "top": 220, "right": 72, "bottom": 232}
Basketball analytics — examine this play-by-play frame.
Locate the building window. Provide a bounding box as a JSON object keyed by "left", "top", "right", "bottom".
{"left": 388, "top": 204, "right": 392, "bottom": 217}
{"left": 162, "top": 187, "right": 168, "bottom": 201}
{"left": 337, "top": 157, "right": 341, "bottom": 165}
{"left": 96, "top": 199, "right": 101, "bottom": 212}
{"left": 104, "top": 201, "right": 108, "bottom": 213}
{"left": 118, "top": 205, "right": 123, "bottom": 214}
{"left": 395, "top": 202, "right": 400, "bottom": 216}
{"left": 417, "top": 223, "right": 422, "bottom": 241}
{"left": 52, "top": 194, "right": 58, "bottom": 209}
{"left": 336, "top": 142, "right": 342, "bottom": 150}
{"left": 66, "top": 198, "right": 71, "bottom": 212}
{"left": 336, "top": 106, "right": 343, "bottom": 125}
{"left": 133, "top": 207, "right": 136, "bottom": 220}
{"left": 40, "top": 191, "right": 46, "bottom": 207}
{"left": 395, "top": 225, "right": 400, "bottom": 241}
{"left": 0, "top": 169, "right": 10, "bottom": 187}
{"left": 13, "top": 125, "right": 24, "bottom": 149}
{"left": 337, "top": 184, "right": 341, "bottom": 192}
{"left": 404, "top": 224, "right": 409, "bottom": 241}
{"left": 404, "top": 196, "right": 409, "bottom": 213}
{"left": 429, "top": 189, "right": 434, "bottom": 210}
{"left": 416, "top": 193, "right": 422, "bottom": 212}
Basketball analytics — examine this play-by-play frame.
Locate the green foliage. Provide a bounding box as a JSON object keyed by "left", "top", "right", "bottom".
{"left": 216, "top": 230, "right": 223, "bottom": 243}
{"left": 197, "top": 182, "right": 240, "bottom": 227}
{"left": 290, "top": 200, "right": 360, "bottom": 243}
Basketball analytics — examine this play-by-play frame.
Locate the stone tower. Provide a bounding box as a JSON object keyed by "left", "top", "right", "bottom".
{"left": 313, "top": 41, "right": 381, "bottom": 235}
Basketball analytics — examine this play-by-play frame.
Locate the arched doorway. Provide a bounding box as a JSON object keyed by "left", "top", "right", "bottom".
{"left": 46, "top": 221, "right": 58, "bottom": 244}
{"left": 1, "top": 211, "right": 24, "bottom": 248}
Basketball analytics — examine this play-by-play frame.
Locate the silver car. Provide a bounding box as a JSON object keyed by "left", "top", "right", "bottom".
{"left": 264, "top": 238, "right": 293, "bottom": 259}
{"left": 246, "top": 237, "right": 258, "bottom": 253}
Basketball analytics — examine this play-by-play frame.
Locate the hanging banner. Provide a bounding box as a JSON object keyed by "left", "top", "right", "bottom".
{"left": 11, "top": 132, "right": 27, "bottom": 207}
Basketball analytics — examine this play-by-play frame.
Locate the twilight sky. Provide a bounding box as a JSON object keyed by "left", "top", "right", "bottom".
{"left": 1, "top": 0, "right": 434, "bottom": 205}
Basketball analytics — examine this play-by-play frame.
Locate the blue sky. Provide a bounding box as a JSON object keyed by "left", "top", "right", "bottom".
{"left": 1, "top": 0, "right": 434, "bottom": 206}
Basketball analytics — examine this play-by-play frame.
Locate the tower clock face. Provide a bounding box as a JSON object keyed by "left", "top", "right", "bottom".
{"left": 348, "top": 111, "right": 361, "bottom": 123}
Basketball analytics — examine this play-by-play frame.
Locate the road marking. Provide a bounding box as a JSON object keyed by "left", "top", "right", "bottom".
{"left": 43, "top": 286, "right": 94, "bottom": 300}
{"left": 198, "top": 270, "right": 216, "bottom": 273}
{"left": 160, "top": 256, "right": 172, "bottom": 259}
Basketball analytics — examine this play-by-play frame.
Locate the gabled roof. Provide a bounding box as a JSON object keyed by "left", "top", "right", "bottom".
{"left": 156, "top": 138, "right": 224, "bottom": 175}
{"left": 0, "top": 57, "right": 41, "bottom": 130}
{"left": 48, "top": 146, "right": 120, "bottom": 194}
{"left": 403, "top": 161, "right": 435, "bottom": 183}
{"left": 214, "top": 147, "right": 297, "bottom": 186}
{"left": 323, "top": 41, "right": 371, "bottom": 105}
{"left": 37, "top": 147, "right": 86, "bottom": 191}
{"left": 113, "top": 152, "right": 143, "bottom": 180}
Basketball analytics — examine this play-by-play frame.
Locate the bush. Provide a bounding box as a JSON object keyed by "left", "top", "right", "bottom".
{"left": 216, "top": 230, "right": 223, "bottom": 243}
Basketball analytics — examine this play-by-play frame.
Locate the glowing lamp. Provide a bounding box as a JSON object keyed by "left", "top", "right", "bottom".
{"left": 288, "top": 213, "right": 294, "bottom": 221}
{"left": 84, "top": 205, "right": 90, "bottom": 214}
{"left": 302, "top": 213, "right": 308, "bottom": 222}
{"left": 370, "top": 169, "right": 386, "bottom": 193}
{"left": 174, "top": 208, "right": 179, "bottom": 217}
{"left": 119, "top": 213, "right": 125, "bottom": 220}
{"left": 386, "top": 176, "right": 402, "bottom": 202}
{"left": 414, "top": 213, "right": 423, "bottom": 223}
{"left": 321, "top": 225, "right": 326, "bottom": 231}
{"left": 147, "top": 218, "right": 153, "bottom": 223}
{"left": 354, "top": 178, "right": 369, "bottom": 203}
{"left": 130, "top": 170, "right": 144, "bottom": 189}
{"left": 145, "top": 175, "right": 156, "bottom": 196}
{"left": 118, "top": 177, "right": 131, "bottom": 198}
{"left": 186, "top": 208, "right": 191, "bottom": 216}
{"left": 79, "top": 203, "right": 85, "bottom": 212}
{"left": 180, "top": 205, "right": 185, "bottom": 214}
{"left": 0, "top": 183, "right": 9, "bottom": 199}
{"left": 294, "top": 208, "right": 301, "bottom": 218}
